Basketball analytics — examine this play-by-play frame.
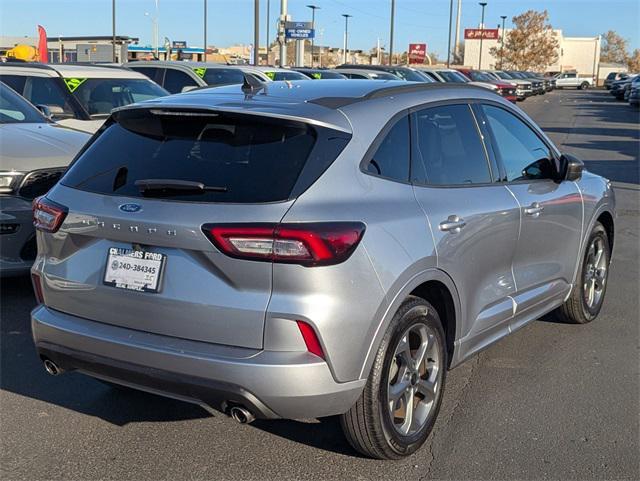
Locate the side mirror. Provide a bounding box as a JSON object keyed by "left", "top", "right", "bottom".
{"left": 181, "top": 85, "right": 198, "bottom": 93}
{"left": 561, "top": 153, "right": 584, "bottom": 182}
{"left": 35, "top": 104, "right": 53, "bottom": 120}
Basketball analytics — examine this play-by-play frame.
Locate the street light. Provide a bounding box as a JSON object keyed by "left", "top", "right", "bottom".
{"left": 389, "top": 0, "right": 395, "bottom": 65}
{"left": 499, "top": 15, "right": 507, "bottom": 69}
{"left": 478, "top": 2, "right": 487, "bottom": 70}
{"left": 307, "top": 5, "right": 320, "bottom": 68}
{"left": 446, "top": 0, "right": 453, "bottom": 67}
{"left": 112, "top": 0, "right": 116, "bottom": 62}
{"left": 204, "top": 0, "right": 207, "bottom": 61}
{"left": 342, "top": 14, "right": 352, "bottom": 65}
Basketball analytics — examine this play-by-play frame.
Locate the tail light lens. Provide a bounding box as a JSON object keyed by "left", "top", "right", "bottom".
{"left": 202, "top": 222, "right": 365, "bottom": 266}
{"left": 33, "top": 196, "right": 68, "bottom": 233}
{"left": 296, "top": 320, "right": 325, "bottom": 359}
{"left": 31, "top": 272, "right": 44, "bottom": 304}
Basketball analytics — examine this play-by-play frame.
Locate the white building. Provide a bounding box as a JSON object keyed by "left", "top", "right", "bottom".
{"left": 463, "top": 28, "right": 600, "bottom": 78}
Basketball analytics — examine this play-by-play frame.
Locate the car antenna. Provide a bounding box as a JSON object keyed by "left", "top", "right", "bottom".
{"left": 241, "top": 73, "right": 266, "bottom": 94}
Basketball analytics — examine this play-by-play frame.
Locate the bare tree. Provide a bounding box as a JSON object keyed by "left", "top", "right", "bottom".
{"left": 490, "top": 10, "right": 559, "bottom": 71}
{"left": 627, "top": 49, "right": 640, "bottom": 72}
{"left": 600, "top": 30, "right": 629, "bottom": 64}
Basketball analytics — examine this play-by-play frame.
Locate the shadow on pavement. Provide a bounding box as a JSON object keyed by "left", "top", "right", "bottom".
{"left": 0, "top": 276, "right": 358, "bottom": 456}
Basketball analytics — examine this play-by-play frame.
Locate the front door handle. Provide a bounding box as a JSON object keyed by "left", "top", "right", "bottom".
{"left": 524, "top": 202, "right": 544, "bottom": 217}
{"left": 439, "top": 215, "right": 466, "bottom": 233}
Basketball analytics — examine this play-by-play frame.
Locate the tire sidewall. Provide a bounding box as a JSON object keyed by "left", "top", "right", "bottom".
{"left": 579, "top": 224, "right": 610, "bottom": 320}
{"left": 375, "top": 300, "right": 447, "bottom": 457}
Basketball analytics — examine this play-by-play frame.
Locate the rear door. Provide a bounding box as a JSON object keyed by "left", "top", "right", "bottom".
{"left": 40, "top": 107, "right": 350, "bottom": 349}
{"left": 410, "top": 103, "right": 520, "bottom": 346}
{"left": 478, "top": 103, "right": 582, "bottom": 325}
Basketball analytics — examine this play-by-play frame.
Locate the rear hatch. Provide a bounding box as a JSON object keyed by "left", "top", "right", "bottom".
{"left": 39, "top": 105, "right": 350, "bottom": 349}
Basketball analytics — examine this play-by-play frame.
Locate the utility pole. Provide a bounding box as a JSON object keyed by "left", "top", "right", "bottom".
{"left": 253, "top": 0, "right": 260, "bottom": 65}
{"left": 266, "top": 0, "right": 270, "bottom": 62}
{"left": 307, "top": 5, "right": 320, "bottom": 68}
{"left": 112, "top": 0, "right": 116, "bottom": 62}
{"left": 454, "top": 0, "right": 462, "bottom": 63}
{"left": 478, "top": 2, "right": 487, "bottom": 70}
{"left": 278, "top": 0, "right": 288, "bottom": 67}
{"left": 342, "top": 14, "right": 352, "bottom": 64}
{"left": 389, "top": 0, "right": 395, "bottom": 65}
{"left": 446, "top": 0, "right": 453, "bottom": 67}
{"left": 203, "top": 0, "right": 207, "bottom": 61}
{"left": 499, "top": 15, "right": 507, "bottom": 69}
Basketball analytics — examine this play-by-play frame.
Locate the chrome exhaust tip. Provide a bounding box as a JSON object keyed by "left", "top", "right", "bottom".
{"left": 43, "top": 359, "right": 62, "bottom": 376}
{"left": 229, "top": 406, "right": 255, "bottom": 424}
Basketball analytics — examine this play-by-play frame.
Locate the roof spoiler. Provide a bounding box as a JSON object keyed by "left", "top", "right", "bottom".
{"left": 241, "top": 73, "right": 266, "bottom": 93}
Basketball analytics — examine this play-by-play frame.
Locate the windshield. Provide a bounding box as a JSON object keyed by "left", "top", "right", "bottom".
{"left": 496, "top": 71, "right": 514, "bottom": 80}
{"left": 201, "top": 68, "right": 246, "bottom": 86}
{"left": 468, "top": 71, "right": 493, "bottom": 82}
{"left": 436, "top": 70, "right": 469, "bottom": 83}
{"left": 306, "top": 71, "right": 347, "bottom": 79}
{"left": 0, "top": 82, "right": 47, "bottom": 124}
{"left": 392, "top": 68, "right": 432, "bottom": 82}
{"left": 266, "top": 71, "right": 309, "bottom": 81}
{"left": 71, "top": 78, "right": 168, "bottom": 118}
{"left": 509, "top": 72, "right": 527, "bottom": 79}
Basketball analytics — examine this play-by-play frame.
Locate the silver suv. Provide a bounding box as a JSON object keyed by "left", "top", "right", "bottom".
{"left": 31, "top": 80, "right": 615, "bottom": 459}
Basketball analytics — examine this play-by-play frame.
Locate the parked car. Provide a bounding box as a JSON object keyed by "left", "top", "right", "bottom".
{"left": 336, "top": 68, "right": 400, "bottom": 80}
{"left": 604, "top": 71, "right": 629, "bottom": 90}
{"left": 455, "top": 68, "right": 517, "bottom": 102}
{"left": 31, "top": 79, "right": 615, "bottom": 460}
{"left": 486, "top": 70, "right": 532, "bottom": 99}
{"left": 336, "top": 64, "right": 435, "bottom": 82}
{"left": 293, "top": 68, "right": 347, "bottom": 80}
{"left": 554, "top": 72, "right": 593, "bottom": 90}
{"left": 507, "top": 71, "right": 545, "bottom": 94}
{"left": 524, "top": 71, "right": 552, "bottom": 92}
{"left": 128, "top": 61, "right": 307, "bottom": 94}
{"left": 610, "top": 75, "right": 637, "bottom": 100}
{"left": 418, "top": 68, "right": 499, "bottom": 95}
{"left": 0, "top": 63, "right": 168, "bottom": 133}
{"left": 628, "top": 76, "right": 640, "bottom": 107}
{"left": 0, "top": 81, "right": 89, "bottom": 275}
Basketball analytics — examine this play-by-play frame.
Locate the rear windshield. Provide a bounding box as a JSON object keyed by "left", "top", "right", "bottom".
{"left": 201, "top": 68, "right": 246, "bottom": 86}
{"left": 61, "top": 109, "right": 350, "bottom": 203}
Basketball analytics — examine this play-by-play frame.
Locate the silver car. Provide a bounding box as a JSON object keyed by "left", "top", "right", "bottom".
{"left": 31, "top": 79, "right": 615, "bottom": 459}
{"left": 0, "top": 82, "right": 89, "bottom": 276}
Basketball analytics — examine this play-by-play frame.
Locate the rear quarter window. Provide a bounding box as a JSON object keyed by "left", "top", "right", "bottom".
{"left": 61, "top": 109, "right": 350, "bottom": 203}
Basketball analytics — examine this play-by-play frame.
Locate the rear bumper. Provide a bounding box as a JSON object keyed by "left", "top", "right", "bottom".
{"left": 31, "top": 305, "right": 365, "bottom": 419}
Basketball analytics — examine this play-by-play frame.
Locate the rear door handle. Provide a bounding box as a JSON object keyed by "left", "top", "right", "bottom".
{"left": 524, "top": 202, "right": 544, "bottom": 217}
{"left": 439, "top": 215, "right": 466, "bottom": 233}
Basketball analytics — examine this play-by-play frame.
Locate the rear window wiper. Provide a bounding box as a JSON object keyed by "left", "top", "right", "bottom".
{"left": 134, "top": 179, "right": 228, "bottom": 193}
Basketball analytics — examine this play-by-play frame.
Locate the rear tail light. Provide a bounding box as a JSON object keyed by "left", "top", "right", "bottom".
{"left": 296, "top": 320, "right": 325, "bottom": 359}
{"left": 31, "top": 272, "right": 44, "bottom": 304}
{"left": 33, "top": 196, "right": 68, "bottom": 233}
{"left": 202, "top": 222, "right": 365, "bottom": 266}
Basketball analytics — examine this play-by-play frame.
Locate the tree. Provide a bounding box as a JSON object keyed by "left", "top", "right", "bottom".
{"left": 489, "top": 10, "right": 559, "bottom": 71}
{"left": 452, "top": 42, "right": 464, "bottom": 65}
{"left": 627, "top": 49, "right": 640, "bottom": 72}
{"left": 600, "top": 30, "right": 629, "bottom": 64}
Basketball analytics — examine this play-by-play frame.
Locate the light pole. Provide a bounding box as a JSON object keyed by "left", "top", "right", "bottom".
{"left": 478, "top": 2, "right": 487, "bottom": 70}
{"left": 389, "top": 0, "right": 395, "bottom": 65}
{"left": 112, "top": 0, "right": 116, "bottom": 62}
{"left": 266, "top": 0, "right": 270, "bottom": 61}
{"left": 446, "top": 0, "right": 453, "bottom": 67}
{"left": 499, "top": 15, "right": 506, "bottom": 69}
{"left": 307, "top": 5, "right": 320, "bottom": 68}
{"left": 253, "top": 0, "right": 260, "bottom": 65}
{"left": 204, "top": 0, "right": 207, "bottom": 61}
{"left": 144, "top": 7, "right": 159, "bottom": 60}
{"left": 342, "top": 14, "right": 352, "bottom": 65}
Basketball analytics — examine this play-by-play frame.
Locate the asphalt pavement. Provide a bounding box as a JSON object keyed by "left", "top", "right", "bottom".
{"left": 1, "top": 88, "right": 639, "bottom": 481}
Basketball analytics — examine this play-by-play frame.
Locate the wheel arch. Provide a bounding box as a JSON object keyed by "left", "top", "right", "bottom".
{"left": 597, "top": 210, "right": 615, "bottom": 253}
{"left": 358, "top": 268, "right": 462, "bottom": 380}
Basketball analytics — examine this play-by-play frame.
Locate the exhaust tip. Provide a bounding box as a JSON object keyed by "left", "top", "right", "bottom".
{"left": 229, "top": 406, "right": 255, "bottom": 424}
{"left": 43, "top": 358, "right": 61, "bottom": 376}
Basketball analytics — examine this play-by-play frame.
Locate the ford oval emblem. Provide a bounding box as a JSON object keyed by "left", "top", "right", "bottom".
{"left": 119, "top": 203, "right": 142, "bottom": 213}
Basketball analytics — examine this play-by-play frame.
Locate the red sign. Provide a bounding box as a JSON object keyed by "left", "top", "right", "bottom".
{"left": 408, "top": 43, "right": 427, "bottom": 64}
{"left": 464, "top": 28, "right": 499, "bottom": 40}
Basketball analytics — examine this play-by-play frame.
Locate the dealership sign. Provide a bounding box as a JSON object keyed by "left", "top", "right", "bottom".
{"left": 464, "top": 29, "right": 499, "bottom": 40}
{"left": 408, "top": 43, "right": 427, "bottom": 64}
{"left": 285, "top": 21, "right": 315, "bottom": 39}
{"left": 172, "top": 41, "right": 187, "bottom": 49}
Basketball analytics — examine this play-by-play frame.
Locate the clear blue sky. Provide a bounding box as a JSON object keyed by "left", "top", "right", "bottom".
{"left": 1, "top": 0, "right": 638, "bottom": 58}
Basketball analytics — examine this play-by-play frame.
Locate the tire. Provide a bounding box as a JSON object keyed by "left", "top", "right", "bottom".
{"left": 580, "top": 82, "right": 589, "bottom": 90}
{"left": 552, "top": 222, "right": 610, "bottom": 324}
{"left": 340, "top": 296, "right": 447, "bottom": 459}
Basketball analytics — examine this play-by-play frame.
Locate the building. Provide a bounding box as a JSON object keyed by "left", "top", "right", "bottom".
{"left": 463, "top": 27, "right": 600, "bottom": 78}
{"left": 46, "top": 36, "right": 139, "bottom": 62}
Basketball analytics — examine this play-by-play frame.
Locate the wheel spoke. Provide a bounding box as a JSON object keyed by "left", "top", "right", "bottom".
{"left": 389, "top": 380, "right": 409, "bottom": 403}
{"left": 413, "top": 332, "right": 429, "bottom": 367}
{"left": 399, "top": 388, "right": 415, "bottom": 435}
{"left": 416, "top": 378, "right": 436, "bottom": 403}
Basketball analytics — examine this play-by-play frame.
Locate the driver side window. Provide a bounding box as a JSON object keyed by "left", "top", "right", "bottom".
{"left": 481, "top": 105, "right": 553, "bottom": 182}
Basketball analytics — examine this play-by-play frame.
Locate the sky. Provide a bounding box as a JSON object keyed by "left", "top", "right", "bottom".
{"left": 1, "top": 0, "right": 639, "bottom": 59}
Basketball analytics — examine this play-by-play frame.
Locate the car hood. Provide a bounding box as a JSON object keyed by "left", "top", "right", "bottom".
{"left": 0, "top": 122, "right": 90, "bottom": 172}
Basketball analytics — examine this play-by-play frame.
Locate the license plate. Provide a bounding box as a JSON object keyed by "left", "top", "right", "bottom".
{"left": 103, "top": 247, "right": 166, "bottom": 293}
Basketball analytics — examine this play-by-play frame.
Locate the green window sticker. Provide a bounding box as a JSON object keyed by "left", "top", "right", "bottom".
{"left": 312, "top": 72, "right": 322, "bottom": 79}
{"left": 64, "top": 78, "right": 87, "bottom": 93}
{"left": 192, "top": 67, "right": 207, "bottom": 78}
{"left": 264, "top": 71, "right": 276, "bottom": 80}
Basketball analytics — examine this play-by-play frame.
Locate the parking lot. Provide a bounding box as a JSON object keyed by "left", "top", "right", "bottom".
{"left": 1, "top": 88, "right": 638, "bottom": 480}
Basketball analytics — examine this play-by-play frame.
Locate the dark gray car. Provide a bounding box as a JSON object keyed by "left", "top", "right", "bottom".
{"left": 31, "top": 80, "right": 615, "bottom": 459}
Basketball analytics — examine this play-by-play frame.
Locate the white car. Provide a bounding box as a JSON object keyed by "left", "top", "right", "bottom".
{"left": 554, "top": 72, "right": 594, "bottom": 90}
{"left": 0, "top": 63, "right": 168, "bottom": 133}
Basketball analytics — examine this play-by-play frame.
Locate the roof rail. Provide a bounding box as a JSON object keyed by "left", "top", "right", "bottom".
{"left": 0, "top": 62, "right": 56, "bottom": 71}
